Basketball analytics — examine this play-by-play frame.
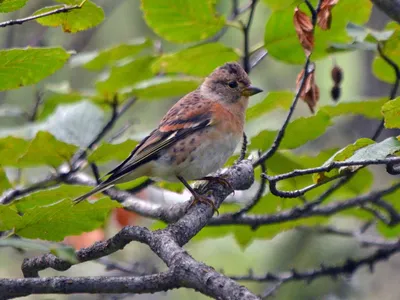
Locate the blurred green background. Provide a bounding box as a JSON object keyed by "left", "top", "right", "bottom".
{"left": 0, "top": 1, "right": 399, "bottom": 299}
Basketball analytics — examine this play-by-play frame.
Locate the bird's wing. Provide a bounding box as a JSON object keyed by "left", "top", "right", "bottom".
{"left": 103, "top": 92, "right": 215, "bottom": 184}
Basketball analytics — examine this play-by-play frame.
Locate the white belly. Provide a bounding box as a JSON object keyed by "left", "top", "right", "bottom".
{"left": 151, "top": 133, "right": 240, "bottom": 182}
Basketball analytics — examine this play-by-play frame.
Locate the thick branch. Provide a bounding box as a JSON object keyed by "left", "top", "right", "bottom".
{"left": 0, "top": 272, "right": 178, "bottom": 299}
{"left": 8, "top": 160, "right": 258, "bottom": 300}
{"left": 371, "top": 0, "right": 400, "bottom": 23}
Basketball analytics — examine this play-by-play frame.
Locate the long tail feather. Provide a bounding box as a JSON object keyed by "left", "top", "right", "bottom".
{"left": 73, "top": 183, "right": 114, "bottom": 205}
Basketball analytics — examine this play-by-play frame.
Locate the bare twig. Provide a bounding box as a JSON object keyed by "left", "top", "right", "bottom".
{"left": 230, "top": 240, "right": 400, "bottom": 284}
{"left": 0, "top": 0, "right": 88, "bottom": 28}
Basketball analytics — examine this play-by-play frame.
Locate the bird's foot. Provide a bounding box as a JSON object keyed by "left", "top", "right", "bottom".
{"left": 201, "top": 176, "right": 235, "bottom": 195}
{"left": 189, "top": 192, "right": 219, "bottom": 215}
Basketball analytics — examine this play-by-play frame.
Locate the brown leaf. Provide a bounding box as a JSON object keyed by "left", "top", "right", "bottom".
{"left": 331, "top": 65, "right": 343, "bottom": 85}
{"left": 294, "top": 7, "right": 314, "bottom": 54}
{"left": 317, "top": 0, "right": 339, "bottom": 30}
{"left": 320, "top": 0, "right": 339, "bottom": 10}
{"left": 317, "top": 7, "right": 332, "bottom": 30}
{"left": 296, "top": 65, "right": 319, "bottom": 114}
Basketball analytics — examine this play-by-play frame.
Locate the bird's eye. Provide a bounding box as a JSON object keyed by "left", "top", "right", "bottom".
{"left": 228, "top": 81, "right": 238, "bottom": 88}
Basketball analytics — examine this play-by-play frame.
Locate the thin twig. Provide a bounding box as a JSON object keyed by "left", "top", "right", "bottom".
{"left": 0, "top": 1, "right": 88, "bottom": 28}
{"left": 242, "top": 0, "right": 259, "bottom": 73}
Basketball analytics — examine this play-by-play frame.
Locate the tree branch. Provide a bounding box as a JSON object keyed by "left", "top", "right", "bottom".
{"left": 0, "top": 0, "right": 88, "bottom": 28}
{"left": 2, "top": 161, "right": 258, "bottom": 299}
{"left": 371, "top": 0, "right": 400, "bottom": 23}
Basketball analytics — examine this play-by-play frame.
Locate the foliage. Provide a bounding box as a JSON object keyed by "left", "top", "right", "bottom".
{"left": 1, "top": 0, "right": 400, "bottom": 298}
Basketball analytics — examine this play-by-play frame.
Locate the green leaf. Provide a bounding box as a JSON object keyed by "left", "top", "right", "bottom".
{"left": 341, "top": 137, "right": 400, "bottom": 171}
{"left": 17, "top": 131, "right": 78, "bottom": 167}
{"left": 130, "top": 76, "right": 201, "bottom": 99}
{"left": 14, "top": 185, "right": 93, "bottom": 212}
{"left": 0, "top": 0, "right": 28, "bottom": 12}
{"left": 320, "top": 97, "right": 388, "bottom": 119}
{"left": 372, "top": 23, "right": 400, "bottom": 83}
{"left": 0, "top": 205, "right": 21, "bottom": 231}
{"left": 382, "top": 97, "right": 400, "bottom": 129}
{"left": 15, "top": 198, "right": 120, "bottom": 241}
{"left": 141, "top": 0, "right": 225, "bottom": 43}
{"left": 249, "top": 111, "right": 332, "bottom": 152}
{"left": 0, "top": 47, "right": 70, "bottom": 91}
{"left": 0, "top": 136, "right": 29, "bottom": 166}
{"left": 314, "top": 137, "right": 400, "bottom": 182}
{"left": 88, "top": 140, "right": 138, "bottom": 164}
{"left": 83, "top": 38, "right": 152, "bottom": 71}
{"left": 96, "top": 56, "right": 155, "bottom": 97}
{"left": 264, "top": 0, "right": 372, "bottom": 64}
{"left": 246, "top": 91, "right": 294, "bottom": 121}
{"left": 151, "top": 43, "right": 240, "bottom": 76}
{"left": 34, "top": 0, "right": 104, "bottom": 33}
{"left": 313, "top": 138, "right": 374, "bottom": 183}
{"left": 0, "top": 168, "right": 11, "bottom": 194}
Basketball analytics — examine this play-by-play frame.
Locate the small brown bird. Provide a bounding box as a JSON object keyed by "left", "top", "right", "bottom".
{"left": 74, "top": 62, "right": 263, "bottom": 210}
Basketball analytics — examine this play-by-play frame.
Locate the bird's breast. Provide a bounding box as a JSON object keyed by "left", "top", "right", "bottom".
{"left": 150, "top": 127, "right": 242, "bottom": 182}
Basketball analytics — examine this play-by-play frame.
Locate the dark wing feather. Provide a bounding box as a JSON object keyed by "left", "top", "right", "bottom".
{"left": 102, "top": 116, "right": 213, "bottom": 184}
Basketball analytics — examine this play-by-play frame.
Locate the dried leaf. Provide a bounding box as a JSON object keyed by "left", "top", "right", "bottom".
{"left": 293, "top": 7, "right": 314, "bottom": 54}
{"left": 331, "top": 65, "right": 343, "bottom": 85}
{"left": 331, "top": 85, "right": 341, "bottom": 102}
{"left": 296, "top": 65, "right": 319, "bottom": 114}
{"left": 317, "top": 0, "right": 339, "bottom": 30}
{"left": 320, "top": 0, "right": 339, "bottom": 10}
{"left": 317, "top": 7, "right": 332, "bottom": 30}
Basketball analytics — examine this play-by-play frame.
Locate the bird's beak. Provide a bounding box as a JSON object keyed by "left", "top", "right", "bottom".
{"left": 242, "top": 86, "right": 263, "bottom": 97}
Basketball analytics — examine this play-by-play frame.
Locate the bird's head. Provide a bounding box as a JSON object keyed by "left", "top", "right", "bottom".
{"left": 200, "top": 62, "right": 263, "bottom": 104}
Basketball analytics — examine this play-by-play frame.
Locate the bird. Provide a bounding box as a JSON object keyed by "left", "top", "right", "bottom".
{"left": 73, "top": 62, "right": 263, "bottom": 211}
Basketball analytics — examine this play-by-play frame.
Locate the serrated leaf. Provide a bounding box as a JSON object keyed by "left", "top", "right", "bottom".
{"left": 34, "top": 0, "right": 104, "bottom": 33}
{"left": 151, "top": 43, "right": 240, "bottom": 76}
{"left": 246, "top": 91, "right": 294, "bottom": 121}
{"left": 88, "top": 140, "right": 138, "bottom": 164}
{"left": 17, "top": 131, "right": 78, "bottom": 167}
{"left": 264, "top": 0, "right": 372, "bottom": 63}
{"left": 0, "top": 0, "right": 28, "bottom": 12}
{"left": 249, "top": 111, "right": 332, "bottom": 152}
{"left": 15, "top": 198, "right": 120, "bottom": 241}
{"left": 130, "top": 76, "right": 201, "bottom": 99}
{"left": 0, "top": 47, "right": 70, "bottom": 91}
{"left": 83, "top": 38, "right": 152, "bottom": 71}
{"left": 320, "top": 97, "right": 388, "bottom": 119}
{"left": 96, "top": 56, "right": 155, "bottom": 97}
{"left": 382, "top": 97, "right": 400, "bottom": 129}
{"left": 141, "top": 0, "right": 225, "bottom": 43}
{"left": 14, "top": 185, "right": 93, "bottom": 212}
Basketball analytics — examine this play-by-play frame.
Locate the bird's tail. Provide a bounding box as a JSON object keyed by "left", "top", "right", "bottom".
{"left": 73, "top": 181, "right": 116, "bottom": 205}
